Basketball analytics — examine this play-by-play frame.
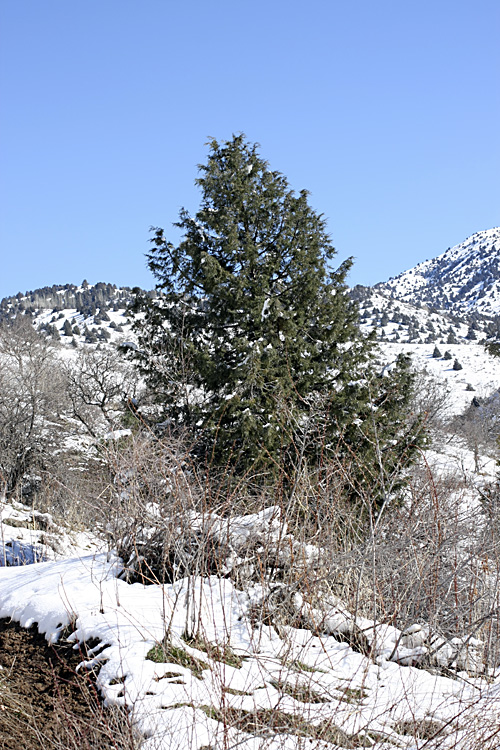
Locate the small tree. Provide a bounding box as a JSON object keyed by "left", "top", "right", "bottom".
{"left": 0, "top": 318, "right": 66, "bottom": 497}
{"left": 64, "top": 346, "right": 140, "bottom": 437}
{"left": 432, "top": 346, "right": 442, "bottom": 358}
{"left": 484, "top": 317, "right": 500, "bottom": 357}
{"left": 133, "top": 135, "right": 424, "bottom": 503}
{"left": 453, "top": 358, "right": 463, "bottom": 371}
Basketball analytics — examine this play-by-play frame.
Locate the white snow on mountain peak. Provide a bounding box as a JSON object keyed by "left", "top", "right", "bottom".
{"left": 376, "top": 228, "right": 500, "bottom": 316}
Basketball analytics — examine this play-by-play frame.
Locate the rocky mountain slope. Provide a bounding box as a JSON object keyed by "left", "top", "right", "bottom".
{"left": 374, "top": 227, "right": 500, "bottom": 316}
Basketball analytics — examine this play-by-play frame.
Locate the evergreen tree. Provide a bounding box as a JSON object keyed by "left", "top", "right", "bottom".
{"left": 133, "top": 135, "right": 424, "bottom": 502}
{"left": 62, "top": 319, "right": 72, "bottom": 336}
{"left": 484, "top": 318, "right": 500, "bottom": 357}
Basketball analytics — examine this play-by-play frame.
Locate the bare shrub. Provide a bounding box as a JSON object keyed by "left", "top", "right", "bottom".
{"left": 452, "top": 388, "right": 500, "bottom": 465}
{"left": 64, "top": 346, "right": 141, "bottom": 438}
{"left": 409, "top": 368, "right": 454, "bottom": 433}
{"left": 0, "top": 317, "right": 66, "bottom": 498}
{"left": 362, "top": 459, "right": 500, "bottom": 672}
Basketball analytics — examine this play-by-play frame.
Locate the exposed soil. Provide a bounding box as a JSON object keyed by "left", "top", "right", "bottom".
{"left": 0, "top": 617, "right": 138, "bottom": 750}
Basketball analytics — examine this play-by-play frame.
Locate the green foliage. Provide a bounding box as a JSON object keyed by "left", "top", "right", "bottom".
{"left": 484, "top": 319, "right": 500, "bottom": 357}
{"left": 339, "top": 354, "right": 426, "bottom": 502}
{"left": 133, "top": 135, "right": 425, "bottom": 506}
{"left": 146, "top": 640, "right": 208, "bottom": 679}
{"left": 181, "top": 632, "right": 243, "bottom": 668}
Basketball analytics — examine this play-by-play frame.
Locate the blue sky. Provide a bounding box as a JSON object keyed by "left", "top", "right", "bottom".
{"left": 1, "top": 0, "right": 499, "bottom": 299}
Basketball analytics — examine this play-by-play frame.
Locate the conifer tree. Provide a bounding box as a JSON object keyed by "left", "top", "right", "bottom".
{"left": 133, "top": 135, "right": 424, "bottom": 502}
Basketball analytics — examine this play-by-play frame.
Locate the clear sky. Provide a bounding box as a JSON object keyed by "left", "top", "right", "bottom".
{"left": 1, "top": 0, "right": 499, "bottom": 299}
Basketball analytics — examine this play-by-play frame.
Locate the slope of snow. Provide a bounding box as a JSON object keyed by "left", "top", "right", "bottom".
{"left": 377, "top": 228, "right": 500, "bottom": 316}
{"left": 1, "top": 527, "right": 500, "bottom": 750}
{"left": 380, "top": 341, "right": 500, "bottom": 416}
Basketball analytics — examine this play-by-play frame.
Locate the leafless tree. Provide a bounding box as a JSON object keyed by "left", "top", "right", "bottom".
{"left": 0, "top": 317, "right": 65, "bottom": 498}
{"left": 64, "top": 346, "right": 141, "bottom": 437}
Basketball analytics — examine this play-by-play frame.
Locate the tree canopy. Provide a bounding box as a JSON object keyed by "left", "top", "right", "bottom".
{"left": 133, "top": 135, "right": 424, "bottom": 502}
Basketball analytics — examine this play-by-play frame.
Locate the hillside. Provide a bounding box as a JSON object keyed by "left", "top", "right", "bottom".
{"left": 1, "top": 237, "right": 500, "bottom": 749}
{"left": 0, "top": 281, "right": 141, "bottom": 345}
{"left": 374, "top": 227, "right": 500, "bottom": 316}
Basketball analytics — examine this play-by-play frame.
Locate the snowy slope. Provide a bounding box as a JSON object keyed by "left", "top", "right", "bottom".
{"left": 376, "top": 228, "right": 500, "bottom": 316}
{"left": 2, "top": 503, "right": 500, "bottom": 750}
{"left": 2, "top": 248, "right": 500, "bottom": 748}
{"left": 380, "top": 341, "right": 500, "bottom": 416}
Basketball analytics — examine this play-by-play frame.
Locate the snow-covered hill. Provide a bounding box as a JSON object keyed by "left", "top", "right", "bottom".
{"left": 2, "top": 480, "right": 500, "bottom": 750}
{"left": 379, "top": 341, "right": 499, "bottom": 416}
{"left": 2, "top": 254, "right": 500, "bottom": 748}
{"left": 0, "top": 281, "right": 137, "bottom": 346}
{"left": 375, "top": 228, "right": 500, "bottom": 316}
{"left": 1, "top": 278, "right": 498, "bottom": 419}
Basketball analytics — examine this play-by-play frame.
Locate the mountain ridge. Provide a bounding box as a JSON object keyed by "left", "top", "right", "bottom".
{"left": 375, "top": 227, "right": 500, "bottom": 316}
{"left": 2, "top": 228, "right": 500, "bottom": 350}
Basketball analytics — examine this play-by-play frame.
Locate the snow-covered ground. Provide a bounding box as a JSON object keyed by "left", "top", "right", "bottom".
{"left": 381, "top": 341, "right": 499, "bottom": 416}
{"left": 1, "top": 493, "right": 500, "bottom": 749}
{"left": 1, "top": 285, "right": 500, "bottom": 747}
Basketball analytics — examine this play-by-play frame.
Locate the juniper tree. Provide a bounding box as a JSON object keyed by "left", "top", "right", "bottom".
{"left": 484, "top": 317, "right": 500, "bottom": 357}
{"left": 133, "top": 135, "right": 424, "bottom": 502}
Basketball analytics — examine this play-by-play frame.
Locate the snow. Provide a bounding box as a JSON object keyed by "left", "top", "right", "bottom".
{"left": 378, "top": 228, "right": 500, "bottom": 316}
{"left": 0, "top": 501, "right": 104, "bottom": 566}
{"left": 379, "top": 342, "right": 500, "bottom": 416}
{"left": 2, "top": 247, "right": 500, "bottom": 746}
{"left": 1, "top": 500, "right": 500, "bottom": 749}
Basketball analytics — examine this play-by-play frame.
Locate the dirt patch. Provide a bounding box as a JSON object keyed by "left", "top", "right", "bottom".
{"left": 0, "top": 617, "right": 139, "bottom": 749}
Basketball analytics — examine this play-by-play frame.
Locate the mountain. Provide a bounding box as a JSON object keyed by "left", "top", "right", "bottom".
{"left": 375, "top": 227, "right": 500, "bottom": 317}
{"left": 0, "top": 281, "right": 149, "bottom": 345}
